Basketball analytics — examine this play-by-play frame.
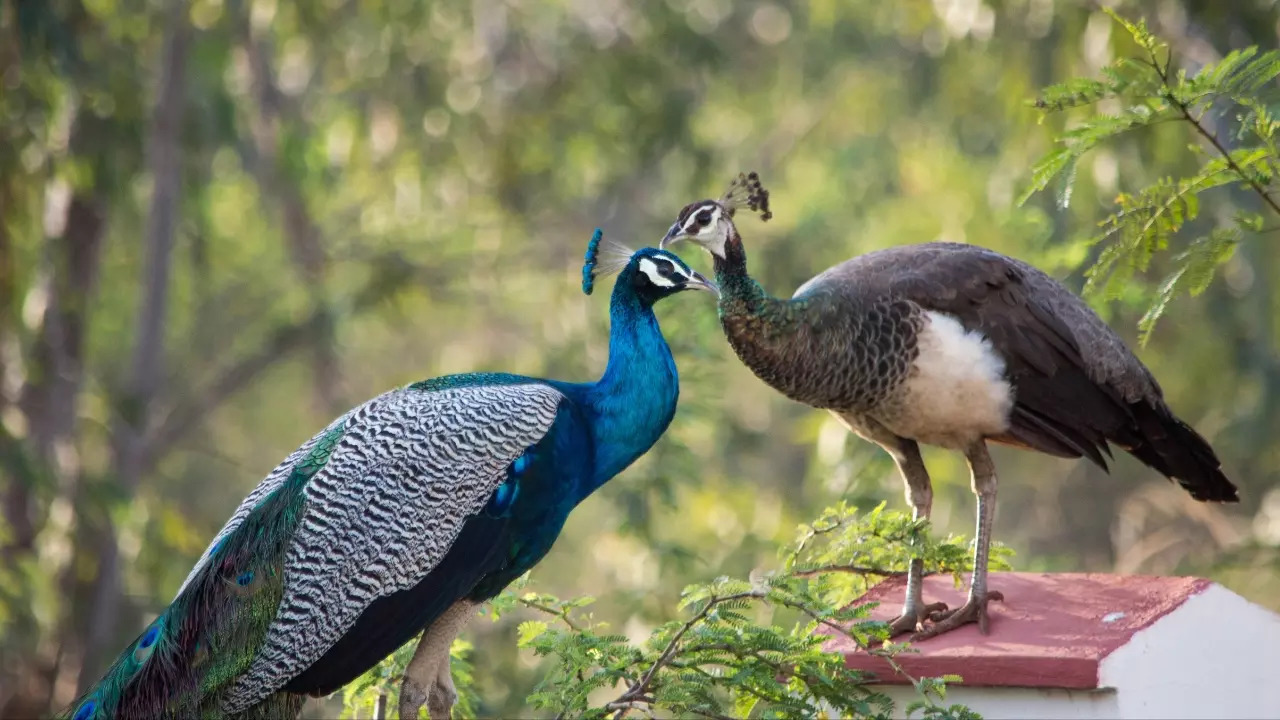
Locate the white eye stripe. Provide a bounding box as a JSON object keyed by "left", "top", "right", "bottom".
{"left": 638, "top": 257, "right": 685, "bottom": 288}
{"left": 681, "top": 204, "right": 721, "bottom": 235}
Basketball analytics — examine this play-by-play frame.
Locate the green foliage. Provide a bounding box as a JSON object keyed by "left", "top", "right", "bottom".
{"left": 1024, "top": 8, "right": 1280, "bottom": 343}
{"left": 10, "top": 2, "right": 1280, "bottom": 716}
{"left": 343, "top": 505, "right": 1003, "bottom": 719}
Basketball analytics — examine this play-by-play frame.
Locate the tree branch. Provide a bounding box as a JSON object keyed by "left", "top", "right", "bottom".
{"left": 790, "top": 564, "right": 915, "bottom": 578}
{"left": 1145, "top": 38, "right": 1280, "bottom": 220}
{"left": 234, "top": 5, "right": 342, "bottom": 416}
{"left": 142, "top": 252, "right": 438, "bottom": 470}
{"left": 81, "top": 0, "right": 189, "bottom": 685}
{"left": 609, "top": 591, "right": 763, "bottom": 719}
{"left": 1173, "top": 99, "right": 1280, "bottom": 218}
{"left": 519, "top": 599, "right": 584, "bottom": 633}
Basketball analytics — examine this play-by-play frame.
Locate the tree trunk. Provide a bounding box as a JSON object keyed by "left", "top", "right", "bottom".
{"left": 0, "top": 175, "right": 33, "bottom": 560}
{"left": 17, "top": 190, "right": 107, "bottom": 498}
{"left": 239, "top": 12, "right": 343, "bottom": 417}
{"left": 78, "top": 0, "right": 189, "bottom": 686}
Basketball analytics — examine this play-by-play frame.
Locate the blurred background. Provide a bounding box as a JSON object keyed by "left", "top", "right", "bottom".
{"left": 2, "top": 0, "right": 1278, "bottom": 716}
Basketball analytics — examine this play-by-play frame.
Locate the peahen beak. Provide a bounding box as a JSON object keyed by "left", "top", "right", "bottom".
{"left": 688, "top": 270, "right": 719, "bottom": 297}
{"left": 659, "top": 222, "right": 683, "bottom": 250}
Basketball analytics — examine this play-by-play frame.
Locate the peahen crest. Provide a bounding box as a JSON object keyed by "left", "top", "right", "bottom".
{"left": 720, "top": 171, "right": 773, "bottom": 221}
{"left": 581, "top": 228, "right": 634, "bottom": 295}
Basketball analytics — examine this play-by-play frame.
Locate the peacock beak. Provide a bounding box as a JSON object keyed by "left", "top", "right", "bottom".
{"left": 688, "top": 270, "right": 719, "bottom": 297}
{"left": 659, "top": 222, "right": 684, "bottom": 250}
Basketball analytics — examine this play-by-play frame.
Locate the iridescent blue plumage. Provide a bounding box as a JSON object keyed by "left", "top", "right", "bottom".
{"left": 582, "top": 228, "right": 603, "bottom": 294}
{"left": 67, "top": 232, "right": 714, "bottom": 719}
{"left": 70, "top": 699, "right": 97, "bottom": 720}
{"left": 133, "top": 623, "right": 161, "bottom": 664}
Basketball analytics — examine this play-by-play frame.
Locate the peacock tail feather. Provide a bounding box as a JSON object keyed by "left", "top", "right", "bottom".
{"left": 64, "top": 422, "right": 348, "bottom": 720}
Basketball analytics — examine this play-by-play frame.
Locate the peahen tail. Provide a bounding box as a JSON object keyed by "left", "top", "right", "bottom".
{"left": 1127, "top": 401, "right": 1239, "bottom": 503}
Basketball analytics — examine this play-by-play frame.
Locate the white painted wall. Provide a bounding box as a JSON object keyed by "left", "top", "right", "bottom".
{"left": 877, "top": 685, "right": 1121, "bottom": 720}
{"left": 1098, "top": 584, "right": 1280, "bottom": 720}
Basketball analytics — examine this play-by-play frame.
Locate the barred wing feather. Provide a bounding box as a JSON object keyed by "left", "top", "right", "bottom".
{"left": 175, "top": 406, "right": 362, "bottom": 599}
{"left": 218, "top": 382, "right": 563, "bottom": 712}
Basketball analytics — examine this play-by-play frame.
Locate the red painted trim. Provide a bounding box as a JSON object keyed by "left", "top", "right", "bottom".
{"left": 827, "top": 572, "right": 1211, "bottom": 689}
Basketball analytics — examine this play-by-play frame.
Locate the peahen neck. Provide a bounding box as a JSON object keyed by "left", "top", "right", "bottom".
{"left": 710, "top": 231, "right": 821, "bottom": 405}
{"left": 712, "top": 232, "right": 804, "bottom": 329}
{"left": 576, "top": 279, "right": 679, "bottom": 498}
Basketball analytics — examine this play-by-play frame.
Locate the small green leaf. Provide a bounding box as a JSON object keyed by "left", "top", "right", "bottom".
{"left": 517, "top": 620, "right": 549, "bottom": 647}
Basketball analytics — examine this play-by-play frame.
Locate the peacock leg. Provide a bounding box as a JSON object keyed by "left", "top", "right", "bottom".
{"left": 884, "top": 439, "right": 947, "bottom": 638}
{"left": 912, "top": 441, "right": 1004, "bottom": 640}
{"left": 400, "top": 600, "right": 476, "bottom": 719}
{"left": 427, "top": 650, "right": 459, "bottom": 720}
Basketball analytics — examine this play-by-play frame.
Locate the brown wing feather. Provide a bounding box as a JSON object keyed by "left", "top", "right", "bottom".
{"left": 796, "top": 242, "right": 1237, "bottom": 502}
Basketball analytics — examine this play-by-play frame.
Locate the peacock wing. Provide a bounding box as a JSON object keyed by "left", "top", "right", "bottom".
{"left": 220, "top": 381, "right": 564, "bottom": 712}
{"left": 67, "top": 381, "right": 563, "bottom": 720}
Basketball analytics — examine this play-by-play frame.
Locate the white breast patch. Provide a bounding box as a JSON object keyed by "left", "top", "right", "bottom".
{"left": 879, "top": 311, "right": 1013, "bottom": 449}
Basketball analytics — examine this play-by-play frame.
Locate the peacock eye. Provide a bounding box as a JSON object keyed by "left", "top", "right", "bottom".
{"left": 657, "top": 261, "right": 675, "bottom": 277}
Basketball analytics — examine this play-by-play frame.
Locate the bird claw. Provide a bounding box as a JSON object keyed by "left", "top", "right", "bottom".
{"left": 427, "top": 673, "right": 458, "bottom": 720}
{"left": 399, "top": 677, "right": 429, "bottom": 719}
{"left": 911, "top": 590, "right": 1004, "bottom": 641}
{"left": 399, "top": 602, "right": 473, "bottom": 719}
{"left": 399, "top": 672, "right": 457, "bottom": 719}
{"left": 884, "top": 601, "right": 950, "bottom": 638}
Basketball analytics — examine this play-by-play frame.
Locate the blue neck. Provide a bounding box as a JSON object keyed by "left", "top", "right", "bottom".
{"left": 573, "top": 282, "right": 679, "bottom": 498}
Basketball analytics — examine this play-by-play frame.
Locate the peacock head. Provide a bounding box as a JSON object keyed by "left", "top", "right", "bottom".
{"left": 582, "top": 229, "right": 718, "bottom": 303}
{"left": 660, "top": 171, "right": 773, "bottom": 259}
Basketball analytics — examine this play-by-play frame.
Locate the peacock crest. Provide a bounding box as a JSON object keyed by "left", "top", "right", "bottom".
{"left": 581, "top": 228, "right": 634, "bottom": 295}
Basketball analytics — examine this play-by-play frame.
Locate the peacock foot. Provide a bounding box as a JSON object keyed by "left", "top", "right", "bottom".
{"left": 399, "top": 654, "right": 458, "bottom": 719}
{"left": 911, "top": 590, "right": 1004, "bottom": 640}
{"left": 426, "top": 666, "right": 458, "bottom": 720}
{"left": 399, "top": 676, "right": 430, "bottom": 719}
{"left": 884, "top": 601, "right": 950, "bottom": 638}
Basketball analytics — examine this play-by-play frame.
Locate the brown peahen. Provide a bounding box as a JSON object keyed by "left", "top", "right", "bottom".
{"left": 662, "top": 173, "right": 1238, "bottom": 639}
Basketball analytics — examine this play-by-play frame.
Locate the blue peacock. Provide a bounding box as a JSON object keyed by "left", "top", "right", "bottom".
{"left": 66, "top": 232, "right": 716, "bottom": 720}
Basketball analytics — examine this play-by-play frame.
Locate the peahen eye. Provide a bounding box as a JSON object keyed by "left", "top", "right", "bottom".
{"left": 694, "top": 208, "right": 714, "bottom": 226}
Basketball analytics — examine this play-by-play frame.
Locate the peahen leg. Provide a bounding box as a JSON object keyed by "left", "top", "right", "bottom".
{"left": 912, "top": 441, "right": 1004, "bottom": 640}
{"left": 885, "top": 438, "right": 947, "bottom": 637}
{"left": 400, "top": 600, "right": 475, "bottom": 719}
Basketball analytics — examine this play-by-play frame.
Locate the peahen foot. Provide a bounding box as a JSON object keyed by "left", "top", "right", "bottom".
{"left": 885, "top": 600, "right": 950, "bottom": 638}
{"left": 911, "top": 590, "right": 1004, "bottom": 640}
